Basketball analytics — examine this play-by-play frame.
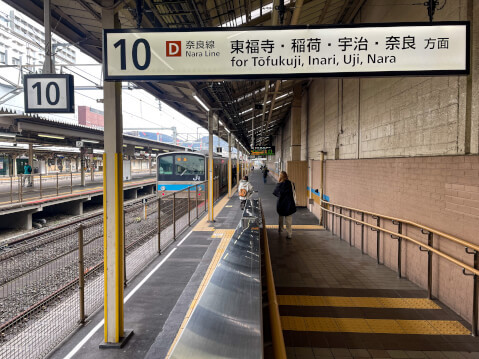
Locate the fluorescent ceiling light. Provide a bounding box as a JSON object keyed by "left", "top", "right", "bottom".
{"left": 38, "top": 133, "right": 65, "bottom": 140}
{"left": 193, "top": 95, "right": 210, "bottom": 112}
{"left": 123, "top": 144, "right": 127, "bottom": 147}
{"left": 163, "top": 150, "right": 169, "bottom": 152}
{"left": 81, "top": 139, "right": 100, "bottom": 144}
{"left": 240, "top": 108, "right": 252, "bottom": 115}
{"left": 152, "top": 148, "right": 159, "bottom": 151}
{"left": 276, "top": 91, "right": 293, "bottom": 100}
{"left": 0, "top": 132, "right": 16, "bottom": 138}
{"left": 135, "top": 146, "right": 144, "bottom": 149}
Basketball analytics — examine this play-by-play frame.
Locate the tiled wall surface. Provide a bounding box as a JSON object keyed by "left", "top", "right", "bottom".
{"left": 310, "top": 155, "right": 479, "bottom": 322}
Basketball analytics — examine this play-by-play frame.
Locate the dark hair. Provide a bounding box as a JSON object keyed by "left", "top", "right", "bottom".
{"left": 243, "top": 175, "right": 248, "bottom": 181}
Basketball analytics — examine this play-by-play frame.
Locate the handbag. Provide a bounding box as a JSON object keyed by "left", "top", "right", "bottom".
{"left": 292, "top": 182, "right": 297, "bottom": 205}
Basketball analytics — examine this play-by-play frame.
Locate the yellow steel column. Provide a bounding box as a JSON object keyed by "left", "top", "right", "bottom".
{"left": 228, "top": 132, "right": 232, "bottom": 198}
{"left": 208, "top": 112, "right": 214, "bottom": 221}
{"left": 236, "top": 139, "right": 240, "bottom": 186}
{"left": 100, "top": 4, "right": 132, "bottom": 348}
{"left": 319, "top": 151, "right": 325, "bottom": 225}
{"left": 241, "top": 151, "right": 245, "bottom": 178}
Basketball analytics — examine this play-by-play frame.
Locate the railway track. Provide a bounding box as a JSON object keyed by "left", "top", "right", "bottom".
{"left": 0, "top": 194, "right": 196, "bottom": 327}
{"left": 0, "top": 182, "right": 211, "bottom": 359}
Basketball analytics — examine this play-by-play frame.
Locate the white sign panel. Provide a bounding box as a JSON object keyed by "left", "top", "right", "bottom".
{"left": 104, "top": 22, "right": 469, "bottom": 81}
{"left": 24, "top": 74, "right": 74, "bottom": 113}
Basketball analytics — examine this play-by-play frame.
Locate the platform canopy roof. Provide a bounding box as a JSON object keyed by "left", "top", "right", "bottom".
{"left": 6, "top": 0, "right": 366, "bottom": 150}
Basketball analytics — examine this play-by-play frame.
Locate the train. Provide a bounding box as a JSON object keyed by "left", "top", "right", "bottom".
{"left": 156, "top": 151, "right": 238, "bottom": 197}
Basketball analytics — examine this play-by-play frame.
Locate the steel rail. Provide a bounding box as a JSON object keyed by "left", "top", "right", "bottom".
{"left": 0, "top": 179, "right": 216, "bottom": 355}
{"left": 0, "top": 261, "right": 103, "bottom": 333}
{"left": 0, "top": 227, "right": 103, "bottom": 288}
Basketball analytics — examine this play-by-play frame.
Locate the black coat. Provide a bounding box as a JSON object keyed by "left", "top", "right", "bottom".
{"left": 273, "top": 180, "right": 296, "bottom": 216}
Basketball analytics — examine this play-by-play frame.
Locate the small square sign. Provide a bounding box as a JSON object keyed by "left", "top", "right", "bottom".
{"left": 24, "top": 74, "right": 74, "bottom": 113}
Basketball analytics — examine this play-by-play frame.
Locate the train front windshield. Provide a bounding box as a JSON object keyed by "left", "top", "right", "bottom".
{"left": 158, "top": 154, "right": 205, "bottom": 182}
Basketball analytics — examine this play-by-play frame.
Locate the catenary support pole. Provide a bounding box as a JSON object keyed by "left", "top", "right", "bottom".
{"left": 42, "top": 0, "right": 54, "bottom": 74}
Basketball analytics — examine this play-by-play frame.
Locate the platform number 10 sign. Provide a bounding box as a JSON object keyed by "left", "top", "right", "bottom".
{"left": 24, "top": 74, "right": 74, "bottom": 113}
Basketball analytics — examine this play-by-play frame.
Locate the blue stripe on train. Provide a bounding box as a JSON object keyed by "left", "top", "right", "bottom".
{"left": 157, "top": 184, "right": 205, "bottom": 191}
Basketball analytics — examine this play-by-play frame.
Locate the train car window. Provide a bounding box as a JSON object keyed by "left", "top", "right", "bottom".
{"left": 175, "top": 155, "right": 205, "bottom": 176}
{"left": 159, "top": 155, "right": 173, "bottom": 175}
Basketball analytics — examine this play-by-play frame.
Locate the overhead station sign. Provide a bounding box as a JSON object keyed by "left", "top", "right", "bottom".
{"left": 251, "top": 146, "right": 275, "bottom": 157}
{"left": 104, "top": 22, "right": 469, "bottom": 81}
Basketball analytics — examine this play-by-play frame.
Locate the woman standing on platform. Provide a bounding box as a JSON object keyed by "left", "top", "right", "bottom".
{"left": 273, "top": 171, "right": 296, "bottom": 239}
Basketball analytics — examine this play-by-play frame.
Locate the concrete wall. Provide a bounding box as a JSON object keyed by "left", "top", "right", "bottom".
{"left": 303, "top": 0, "right": 479, "bottom": 161}
{"left": 274, "top": 0, "right": 479, "bottom": 324}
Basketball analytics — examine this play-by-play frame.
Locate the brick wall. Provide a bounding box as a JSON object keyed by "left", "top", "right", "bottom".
{"left": 309, "top": 155, "right": 479, "bottom": 323}
{"left": 78, "top": 106, "right": 104, "bottom": 128}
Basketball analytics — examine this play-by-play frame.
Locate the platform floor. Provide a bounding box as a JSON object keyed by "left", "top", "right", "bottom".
{"left": 50, "top": 171, "right": 479, "bottom": 359}
{"left": 258, "top": 175, "right": 479, "bottom": 358}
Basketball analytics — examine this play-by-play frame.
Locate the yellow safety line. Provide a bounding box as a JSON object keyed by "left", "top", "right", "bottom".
{"left": 193, "top": 185, "right": 237, "bottom": 231}
{"left": 278, "top": 296, "right": 441, "bottom": 309}
{"left": 280, "top": 316, "right": 470, "bottom": 335}
{"left": 165, "top": 228, "right": 234, "bottom": 358}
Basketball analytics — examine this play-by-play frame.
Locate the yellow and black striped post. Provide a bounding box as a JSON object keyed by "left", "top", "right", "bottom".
{"left": 228, "top": 132, "right": 232, "bottom": 198}
{"left": 208, "top": 112, "right": 214, "bottom": 222}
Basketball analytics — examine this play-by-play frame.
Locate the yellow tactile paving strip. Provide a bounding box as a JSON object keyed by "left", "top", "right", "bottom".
{"left": 165, "top": 229, "right": 234, "bottom": 358}
{"left": 192, "top": 185, "right": 237, "bottom": 231}
{"left": 280, "top": 316, "right": 471, "bottom": 335}
{"left": 166, "top": 188, "right": 238, "bottom": 358}
{"left": 278, "top": 295, "right": 441, "bottom": 309}
{"left": 266, "top": 225, "right": 324, "bottom": 229}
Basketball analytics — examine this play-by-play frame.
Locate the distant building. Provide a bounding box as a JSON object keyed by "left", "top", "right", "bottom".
{"left": 78, "top": 106, "right": 104, "bottom": 128}
{"left": 0, "top": 8, "right": 76, "bottom": 69}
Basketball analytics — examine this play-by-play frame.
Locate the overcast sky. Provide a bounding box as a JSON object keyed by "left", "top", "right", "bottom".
{"left": 0, "top": 1, "right": 209, "bottom": 141}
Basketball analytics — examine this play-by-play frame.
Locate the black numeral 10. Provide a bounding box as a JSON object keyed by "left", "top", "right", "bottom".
{"left": 32, "top": 81, "right": 60, "bottom": 105}
{"left": 113, "top": 38, "right": 151, "bottom": 70}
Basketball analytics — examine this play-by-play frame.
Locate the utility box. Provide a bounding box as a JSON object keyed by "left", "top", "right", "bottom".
{"left": 123, "top": 160, "right": 132, "bottom": 181}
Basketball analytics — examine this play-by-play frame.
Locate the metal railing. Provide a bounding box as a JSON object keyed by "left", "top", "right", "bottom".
{"left": 0, "top": 181, "right": 209, "bottom": 359}
{"left": 0, "top": 170, "right": 154, "bottom": 205}
{"left": 320, "top": 199, "right": 479, "bottom": 336}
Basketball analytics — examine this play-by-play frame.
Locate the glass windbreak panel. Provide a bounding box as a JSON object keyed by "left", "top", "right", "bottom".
{"left": 175, "top": 155, "right": 205, "bottom": 177}
{"left": 159, "top": 155, "right": 173, "bottom": 175}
